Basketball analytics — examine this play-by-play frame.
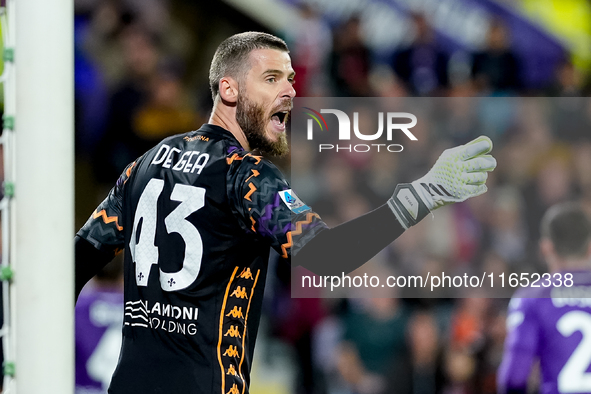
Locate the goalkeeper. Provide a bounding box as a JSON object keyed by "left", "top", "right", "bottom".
{"left": 295, "top": 136, "right": 496, "bottom": 275}
{"left": 75, "top": 32, "right": 496, "bottom": 393}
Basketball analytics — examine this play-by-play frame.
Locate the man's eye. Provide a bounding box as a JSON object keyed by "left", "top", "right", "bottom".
{"left": 288, "top": 78, "right": 295, "bottom": 85}
{"left": 267, "top": 77, "right": 276, "bottom": 83}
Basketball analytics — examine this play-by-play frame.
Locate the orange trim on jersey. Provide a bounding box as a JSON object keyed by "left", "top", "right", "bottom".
{"left": 92, "top": 209, "right": 123, "bottom": 231}
{"left": 238, "top": 269, "right": 261, "bottom": 394}
{"left": 280, "top": 212, "right": 321, "bottom": 258}
{"left": 250, "top": 217, "right": 256, "bottom": 233}
{"left": 281, "top": 232, "right": 292, "bottom": 259}
{"left": 244, "top": 169, "right": 260, "bottom": 183}
{"left": 226, "top": 153, "right": 240, "bottom": 165}
{"left": 217, "top": 266, "right": 239, "bottom": 394}
{"left": 123, "top": 161, "right": 137, "bottom": 184}
{"left": 126, "top": 161, "right": 136, "bottom": 177}
{"left": 244, "top": 183, "right": 256, "bottom": 202}
{"left": 226, "top": 152, "right": 262, "bottom": 165}
{"left": 246, "top": 153, "right": 262, "bottom": 165}
{"left": 293, "top": 212, "right": 320, "bottom": 235}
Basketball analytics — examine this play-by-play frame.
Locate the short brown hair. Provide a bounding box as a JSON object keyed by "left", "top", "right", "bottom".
{"left": 541, "top": 202, "right": 591, "bottom": 259}
{"left": 209, "top": 32, "right": 289, "bottom": 101}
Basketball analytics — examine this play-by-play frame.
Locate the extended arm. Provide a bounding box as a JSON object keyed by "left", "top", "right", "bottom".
{"left": 295, "top": 204, "right": 403, "bottom": 275}
{"left": 296, "top": 136, "right": 497, "bottom": 275}
{"left": 230, "top": 136, "right": 496, "bottom": 275}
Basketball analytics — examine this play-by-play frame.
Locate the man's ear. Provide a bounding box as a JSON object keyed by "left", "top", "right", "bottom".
{"left": 219, "top": 76, "right": 239, "bottom": 104}
{"left": 540, "top": 238, "right": 554, "bottom": 259}
{"left": 540, "top": 238, "right": 558, "bottom": 271}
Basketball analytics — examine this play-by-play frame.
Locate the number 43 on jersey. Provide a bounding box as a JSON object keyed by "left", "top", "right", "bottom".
{"left": 129, "top": 178, "right": 205, "bottom": 291}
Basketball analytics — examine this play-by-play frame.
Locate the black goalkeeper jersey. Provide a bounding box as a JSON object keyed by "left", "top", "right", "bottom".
{"left": 77, "top": 124, "right": 327, "bottom": 394}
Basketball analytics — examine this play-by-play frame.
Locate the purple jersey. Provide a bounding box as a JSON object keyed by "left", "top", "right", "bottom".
{"left": 75, "top": 285, "right": 124, "bottom": 394}
{"left": 498, "top": 271, "right": 591, "bottom": 394}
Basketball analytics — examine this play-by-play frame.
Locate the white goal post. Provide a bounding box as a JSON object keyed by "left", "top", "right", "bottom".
{"left": 10, "top": 0, "right": 74, "bottom": 392}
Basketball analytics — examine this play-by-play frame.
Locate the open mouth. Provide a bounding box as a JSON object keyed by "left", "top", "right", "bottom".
{"left": 270, "top": 110, "right": 290, "bottom": 131}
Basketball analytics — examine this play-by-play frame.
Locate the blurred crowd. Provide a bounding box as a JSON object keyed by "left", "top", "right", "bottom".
{"left": 67, "top": 0, "right": 591, "bottom": 393}
{"left": 285, "top": 95, "right": 591, "bottom": 394}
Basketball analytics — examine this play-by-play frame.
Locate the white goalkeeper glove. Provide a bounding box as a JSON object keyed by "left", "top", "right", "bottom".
{"left": 388, "top": 136, "right": 497, "bottom": 230}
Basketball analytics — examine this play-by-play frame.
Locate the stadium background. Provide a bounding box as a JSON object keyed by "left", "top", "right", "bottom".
{"left": 5, "top": 0, "right": 589, "bottom": 392}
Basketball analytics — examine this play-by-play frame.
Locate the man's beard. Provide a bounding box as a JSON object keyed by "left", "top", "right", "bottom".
{"left": 236, "top": 92, "right": 289, "bottom": 156}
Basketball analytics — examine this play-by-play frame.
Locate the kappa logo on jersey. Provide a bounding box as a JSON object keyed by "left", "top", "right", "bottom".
{"left": 239, "top": 268, "right": 254, "bottom": 280}
{"left": 223, "top": 345, "right": 240, "bottom": 358}
{"left": 224, "top": 325, "right": 242, "bottom": 338}
{"left": 226, "top": 364, "right": 238, "bottom": 376}
{"left": 226, "top": 306, "right": 244, "bottom": 319}
{"left": 279, "top": 189, "right": 310, "bottom": 214}
{"left": 230, "top": 286, "right": 249, "bottom": 299}
{"left": 226, "top": 383, "right": 240, "bottom": 394}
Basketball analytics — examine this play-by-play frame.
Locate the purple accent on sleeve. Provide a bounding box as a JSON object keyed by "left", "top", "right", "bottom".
{"left": 227, "top": 146, "right": 242, "bottom": 155}
{"left": 256, "top": 195, "right": 283, "bottom": 237}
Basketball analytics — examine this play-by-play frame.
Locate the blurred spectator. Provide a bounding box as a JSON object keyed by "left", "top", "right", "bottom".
{"left": 312, "top": 303, "right": 346, "bottom": 393}
{"left": 486, "top": 186, "right": 528, "bottom": 266}
{"left": 439, "top": 98, "right": 479, "bottom": 145}
{"left": 132, "top": 59, "right": 203, "bottom": 153}
{"left": 524, "top": 151, "right": 575, "bottom": 248}
{"left": 74, "top": 12, "right": 110, "bottom": 156}
{"left": 471, "top": 307, "right": 506, "bottom": 394}
{"left": 547, "top": 59, "right": 584, "bottom": 96}
{"left": 78, "top": 0, "right": 135, "bottom": 88}
{"left": 329, "top": 16, "right": 373, "bottom": 97}
{"left": 407, "top": 311, "right": 446, "bottom": 394}
{"left": 78, "top": 0, "right": 189, "bottom": 88}
{"left": 471, "top": 19, "right": 521, "bottom": 94}
{"left": 479, "top": 252, "right": 512, "bottom": 297}
{"left": 368, "top": 66, "right": 409, "bottom": 98}
{"left": 270, "top": 277, "right": 327, "bottom": 394}
{"left": 443, "top": 348, "right": 475, "bottom": 394}
{"left": 391, "top": 14, "right": 450, "bottom": 96}
{"left": 449, "top": 297, "right": 490, "bottom": 352}
{"left": 336, "top": 297, "right": 411, "bottom": 394}
{"left": 286, "top": 4, "right": 332, "bottom": 97}
{"left": 93, "top": 25, "right": 201, "bottom": 183}
{"left": 92, "top": 25, "right": 160, "bottom": 183}
{"left": 573, "top": 141, "right": 591, "bottom": 191}
{"left": 442, "top": 295, "right": 496, "bottom": 394}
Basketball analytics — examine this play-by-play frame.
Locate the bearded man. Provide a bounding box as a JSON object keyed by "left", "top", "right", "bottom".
{"left": 75, "top": 32, "right": 495, "bottom": 393}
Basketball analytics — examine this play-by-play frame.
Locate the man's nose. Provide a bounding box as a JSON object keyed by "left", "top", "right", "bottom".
{"left": 281, "top": 80, "right": 296, "bottom": 99}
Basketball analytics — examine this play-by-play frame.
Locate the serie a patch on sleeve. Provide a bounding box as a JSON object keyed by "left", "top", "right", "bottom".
{"left": 278, "top": 189, "right": 310, "bottom": 214}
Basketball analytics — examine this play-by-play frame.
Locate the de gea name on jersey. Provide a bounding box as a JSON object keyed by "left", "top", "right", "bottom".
{"left": 151, "top": 143, "right": 210, "bottom": 174}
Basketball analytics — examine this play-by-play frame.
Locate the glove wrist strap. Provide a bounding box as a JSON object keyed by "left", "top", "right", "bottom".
{"left": 388, "top": 183, "right": 431, "bottom": 230}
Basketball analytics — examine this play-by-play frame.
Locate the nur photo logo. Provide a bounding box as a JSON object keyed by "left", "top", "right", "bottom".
{"left": 301, "top": 107, "right": 418, "bottom": 153}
